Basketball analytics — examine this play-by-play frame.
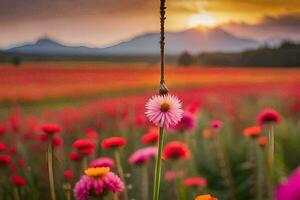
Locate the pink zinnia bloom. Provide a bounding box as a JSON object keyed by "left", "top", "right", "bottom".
{"left": 128, "top": 147, "right": 157, "bottom": 165}
{"left": 89, "top": 157, "right": 115, "bottom": 169}
{"left": 145, "top": 94, "right": 183, "bottom": 129}
{"left": 73, "top": 168, "right": 124, "bottom": 200}
{"left": 257, "top": 108, "right": 281, "bottom": 126}
{"left": 276, "top": 167, "right": 300, "bottom": 200}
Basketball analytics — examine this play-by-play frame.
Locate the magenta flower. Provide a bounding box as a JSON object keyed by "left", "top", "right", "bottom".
{"left": 257, "top": 108, "right": 281, "bottom": 126}
{"left": 211, "top": 120, "right": 222, "bottom": 129}
{"left": 276, "top": 168, "right": 300, "bottom": 200}
{"left": 89, "top": 157, "right": 115, "bottom": 169}
{"left": 145, "top": 94, "right": 183, "bottom": 129}
{"left": 173, "top": 112, "right": 196, "bottom": 132}
{"left": 128, "top": 147, "right": 157, "bottom": 165}
{"left": 74, "top": 167, "right": 124, "bottom": 200}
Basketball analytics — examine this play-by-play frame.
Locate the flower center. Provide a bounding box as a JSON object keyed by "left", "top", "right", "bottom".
{"left": 85, "top": 167, "right": 110, "bottom": 177}
{"left": 160, "top": 102, "right": 170, "bottom": 112}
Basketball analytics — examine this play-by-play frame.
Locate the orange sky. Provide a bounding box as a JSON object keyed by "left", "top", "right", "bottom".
{"left": 0, "top": 0, "right": 300, "bottom": 48}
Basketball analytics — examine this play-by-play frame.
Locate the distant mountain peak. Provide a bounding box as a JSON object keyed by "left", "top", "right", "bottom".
{"left": 34, "top": 37, "right": 64, "bottom": 47}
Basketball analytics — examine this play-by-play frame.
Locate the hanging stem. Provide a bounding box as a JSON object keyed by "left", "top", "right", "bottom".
{"left": 114, "top": 150, "right": 127, "bottom": 200}
{"left": 153, "top": 127, "right": 165, "bottom": 200}
{"left": 160, "top": 0, "right": 166, "bottom": 84}
{"left": 159, "top": 0, "right": 168, "bottom": 95}
{"left": 47, "top": 139, "right": 56, "bottom": 200}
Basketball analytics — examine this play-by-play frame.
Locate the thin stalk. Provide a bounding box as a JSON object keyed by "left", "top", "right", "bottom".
{"left": 63, "top": 183, "right": 71, "bottom": 200}
{"left": 142, "top": 165, "right": 149, "bottom": 200}
{"left": 215, "top": 132, "right": 236, "bottom": 200}
{"left": 256, "top": 144, "right": 264, "bottom": 200}
{"left": 82, "top": 156, "right": 88, "bottom": 171}
{"left": 114, "top": 150, "right": 127, "bottom": 200}
{"left": 47, "top": 140, "right": 56, "bottom": 200}
{"left": 153, "top": 127, "right": 165, "bottom": 200}
{"left": 112, "top": 193, "right": 119, "bottom": 200}
{"left": 268, "top": 125, "right": 274, "bottom": 200}
{"left": 13, "top": 187, "right": 21, "bottom": 200}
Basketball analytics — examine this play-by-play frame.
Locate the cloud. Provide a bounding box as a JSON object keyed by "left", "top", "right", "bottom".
{"left": 221, "top": 13, "right": 300, "bottom": 41}
{"left": 0, "top": 0, "right": 157, "bottom": 24}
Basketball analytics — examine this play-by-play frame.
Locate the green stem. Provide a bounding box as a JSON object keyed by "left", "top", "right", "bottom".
{"left": 47, "top": 140, "right": 56, "bottom": 200}
{"left": 153, "top": 127, "right": 165, "bottom": 200}
{"left": 82, "top": 156, "right": 88, "bottom": 171}
{"left": 268, "top": 126, "right": 274, "bottom": 200}
{"left": 13, "top": 187, "right": 21, "bottom": 200}
{"left": 112, "top": 193, "right": 119, "bottom": 200}
{"left": 256, "top": 144, "right": 264, "bottom": 200}
{"left": 142, "top": 165, "right": 149, "bottom": 200}
{"left": 114, "top": 150, "right": 127, "bottom": 200}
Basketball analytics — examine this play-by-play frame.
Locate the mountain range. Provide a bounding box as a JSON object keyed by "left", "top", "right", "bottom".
{"left": 6, "top": 28, "right": 267, "bottom": 56}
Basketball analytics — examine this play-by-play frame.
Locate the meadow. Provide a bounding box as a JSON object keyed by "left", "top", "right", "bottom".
{"left": 0, "top": 62, "right": 300, "bottom": 200}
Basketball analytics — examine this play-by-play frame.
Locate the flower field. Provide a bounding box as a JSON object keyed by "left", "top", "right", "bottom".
{"left": 1, "top": 63, "right": 300, "bottom": 200}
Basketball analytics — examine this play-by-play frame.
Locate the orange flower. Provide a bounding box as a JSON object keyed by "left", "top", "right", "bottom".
{"left": 195, "top": 194, "right": 218, "bottom": 200}
{"left": 202, "top": 129, "right": 213, "bottom": 138}
{"left": 258, "top": 136, "right": 267, "bottom": 147}
{"left": 243, "top": 126, "right": 261, "bottom": 138}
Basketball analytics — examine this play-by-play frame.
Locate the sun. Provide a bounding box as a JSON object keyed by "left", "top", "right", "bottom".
{"left": 188, "top": 13, "right": 217, "bottom": 28}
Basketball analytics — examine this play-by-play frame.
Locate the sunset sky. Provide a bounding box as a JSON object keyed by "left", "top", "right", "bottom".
{"left": 1, "top": 0, "right": 300, "bottom": 48}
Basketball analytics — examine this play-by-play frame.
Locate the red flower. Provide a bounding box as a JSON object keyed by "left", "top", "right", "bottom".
{"left": 0, "top": 124, "right": 6, "bottom": 136}
{"left": 18, "top": 159, "right": 25, "bottom": 167}
{"left": 202, "top": 129, "right": 213, "bottom": 138}
{"left": 85, "top": 129, "right": 99, "bottom": 140}
{"left": 163, "top": 141, "right": 191, "bottom": 160}
{"left": 258, "top": 136, "right": 267, "bottom": 147}
{"left": 0, "top": 140, "right": 6, "bottom": 152}
{"left": 64, "top": 170, "right": 74, "bottom": 181}
{"left": 52, "top": 136, "right": 63, "bottom": 147}
{"left": 184, "top": 176, "right": 206, "bottom": 188}
{"left": 0, "top": 154, "right": 12, "bottom": 165}
{"left": 141, "top": 130, "right": 158, "bottom": 144}
{"left": 101, "top": 137, "right": 126, "bottom": 149}
{"left": 72, "top": 139, "right": 95, "bottom": 155}
{"left": 257, "top": 109, "right": 281, "bottom": 125}
{"left": 40, "top": 124, "right": 61, "bottom": 135}
{"left": 68, "top": 152, "right": 82, "bottom": 161}
{"left": 9, "top": 145, "right": 17, "bottom": 155}
{"left": 9, "top": 164, "right": 17, "bottom": 173}
{"left": 11, "top": 175, "right": 26, "bottom": 187}
{"left": 243, "top": 126, "right": 261, "bottom": 138}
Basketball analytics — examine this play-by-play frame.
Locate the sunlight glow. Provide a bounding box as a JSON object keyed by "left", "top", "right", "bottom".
{"left": 188, "top": 13, "right": 217, "bottom": 28}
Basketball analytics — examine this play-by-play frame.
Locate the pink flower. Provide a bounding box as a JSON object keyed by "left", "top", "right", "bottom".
{"left": 164, "top": 171, "right": 185, "bottom": 181}
{"left": 89, "top": 157, "right": 115, "bottom": 169}
{"left": 276, "top": 167, "right": 300, "bottom": 200}
{"left": 184, "top": 176, "right": 206, "bottom": 188}
{"left": 173, "top": 112, "right": 196, "bottom": 132}
{"left": 257, "top": 108, "right": 281, "bottom": 126}
{"left": 145, "top": 94, "right": 183, "bottom": 129}
{"left": 128, "top": 147, "right": 157, "bottom": 165}
{"left": 73, "top": 168, "right": 124, "bottom": 200}
{"left": 210, "top": 120, "right": 222, "bottom": 129}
